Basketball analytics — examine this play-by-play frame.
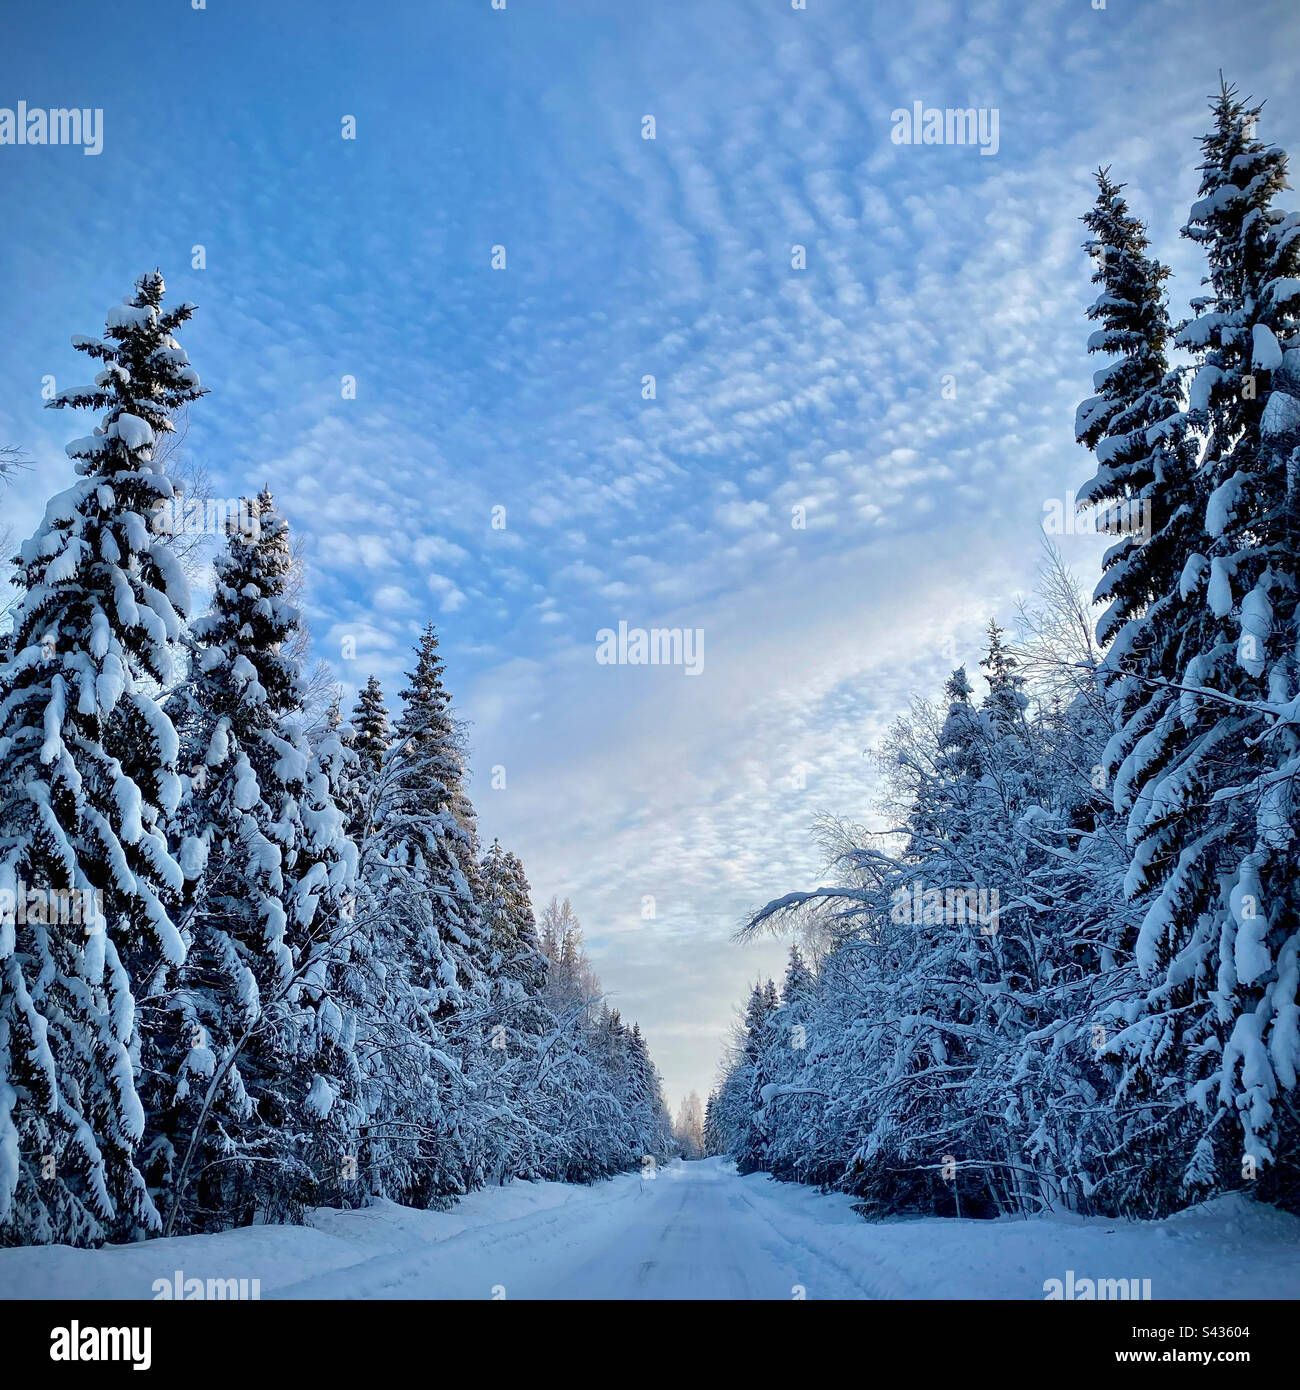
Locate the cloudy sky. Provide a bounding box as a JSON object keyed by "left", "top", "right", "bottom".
{"left": 3, "top": 0, "right": 1299, "bottom": 1109}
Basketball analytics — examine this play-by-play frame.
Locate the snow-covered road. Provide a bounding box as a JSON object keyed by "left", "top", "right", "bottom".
{"left": 274, "top": 1156, "right": 877, "bottom": 1300}
{"left": 4, "top": 1157, "right": 1299, "bottom": 1300}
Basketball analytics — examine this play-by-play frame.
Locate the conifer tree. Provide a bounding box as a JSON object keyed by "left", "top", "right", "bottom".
{"left": 735, "top": 982, "right": 778, "bottom": 1174}
{"left": 480, "top": 840, "right": 547, "bottom": 995}
{"left": 0, "top": 271, "right": 204, "bottom": 1244}
{"left": 379, "top": 625, "right": 491, "bottom": 1009}
{"left": 1076, "top": 167, "right": 1199, "bottom": 667}
{"left": 351, "top": 676, "right": 390, "bottom": 781}
{"left": 474, "top": 841, "right": 552, "bottom": 1180}
{"left": 291, "top": 718, "right": 364, "bottom": 1210}
{"left": 366, "top": 625, "right": 493, "bottom": 1200}
{"left": 703, "top": 1092, "right": 720, "bottom": 1156}
{"left": 979, "top": 621, "right": 1026, "bottom": 730}
{"left": 344, "top": 675, "right": 390, "bottom": 846}
{"left": 1109, "top": 83, "right": 1300, "bottom": 1205}
{"left": 160, "top": 492, "right": 357, "bottom": 1229}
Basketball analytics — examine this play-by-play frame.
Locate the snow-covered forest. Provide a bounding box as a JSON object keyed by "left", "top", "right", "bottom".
{"left": 0, "top": 278, "right": 673, "bottom": 1247}
{"left": 2, "top": 30, "right": 1300, "bottom": 1325}
{"left": 706, "top": 82, "right": 1300, "bottom": 1224}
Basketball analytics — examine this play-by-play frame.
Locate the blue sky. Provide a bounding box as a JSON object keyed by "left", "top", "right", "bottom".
{"left": 3, "top": 0, "right": 1299, "bottom": 1109}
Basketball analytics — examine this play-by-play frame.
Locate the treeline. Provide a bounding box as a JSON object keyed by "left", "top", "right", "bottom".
{"left": 707, "top": 81, "right": 1300, "bottom": 1221}
{"left": 0, "top": 273, "right": 672, "bottom": 1248}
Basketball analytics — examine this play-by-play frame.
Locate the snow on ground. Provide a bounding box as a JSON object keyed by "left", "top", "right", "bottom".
{"left": 1, "top": 1157, "right": 1296, "bottom": 1301}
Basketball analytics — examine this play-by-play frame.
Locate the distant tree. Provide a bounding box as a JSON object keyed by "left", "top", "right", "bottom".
{"left": 674, "top": 1091, "right": 706, "bottom": 1159}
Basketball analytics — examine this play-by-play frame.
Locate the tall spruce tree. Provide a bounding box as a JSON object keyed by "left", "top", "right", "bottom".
{"left": 351, "top": 676, "right": 390, "bottom": 780}
{"left": 473, "top": 841, "right": 551, "bottom": 1181}
{"left": 480, "top": 840, "right": 547, "bottom": 996}
{"left": 1077, "top": 168, "right": 1199, "bottom": 663}
{"left": 0, "top": 272, "right": 204, "bottom": 1244}
{"left": 159, "top": 491, "right": 358, "bottom": 1230}
{"left": 291, "top": 716, "right": 364, "bottom": 1211}
{"left": 344, "top": 675, "right": 390, "bottom": 846}
{"left": 1108, "top": 83, "right": 1300, "bottom": 1207}
{"left": 365, "top": 624, "right": 493, "bottom": 1200}
{"left": 381, "top": 625, "right": 490, "bottom": 1005}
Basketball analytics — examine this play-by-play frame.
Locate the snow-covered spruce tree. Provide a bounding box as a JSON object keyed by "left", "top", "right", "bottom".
{"left": 702, "top": 1092, "right": 720, "bottom": 1155}
{"left": 474, "top": 840, "right": 554, "bottom": 1181}
{"left": 1077, "top": 169, "right": 1201, "bottom": 672}
{"left": 291, "top": 713, "right": 365, "bottom": 1211}
{"left": 626, "top": 1022, "right": 675, "bottom": 1163}
{"left": 758, "top": 947, "right": 818, "bottom": 1182}
{"left": 352, "top": 675, "right": 390, "bottom": 780}
{"left": 734, "top": 981, "right": 779, "bottom": 1175}
{"left": 480, "top": 840, "right": 547, "bottom": 996}
{"left": 343, "top": 674, "right": 390, "bottom": 845}
{"left": 157, "top": 491, "right": 359, "bottom": 1231}
{"left": 580, "top": 1006, "right": 672, "bottom": 1173}
{"left": 1106, "top": 83, "right": 1300, "bottom": 1212}
{"left": 1071, "top": 168, "right": 1209, "bottom": 1214}
{"left": 311, "top": 681, "right": 445, "bottom": 1207}
{"left": 0, "top": 271, "right": 204, "bottom": 1245}
{"left": 383, "top": 624, "right": 491, "bottom": 996}
{"left": 367, "top": 623, "right": 495, "bottom": 1202}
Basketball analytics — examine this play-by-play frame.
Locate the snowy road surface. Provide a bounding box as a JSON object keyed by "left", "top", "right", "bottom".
{"left": 275, "top": 1155, "right": 877, "bottom": 1300}
{"left": 3, "top": 1157, "right": 1299, "bottom": 1300}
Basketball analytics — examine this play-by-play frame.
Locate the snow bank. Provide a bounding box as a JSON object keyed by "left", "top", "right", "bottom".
{"left": 0, "top": 1180, "right": 623, "bottom": 1301}
{"left": 726, "top": 1162, "right": 1300, "bottom": 1300}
